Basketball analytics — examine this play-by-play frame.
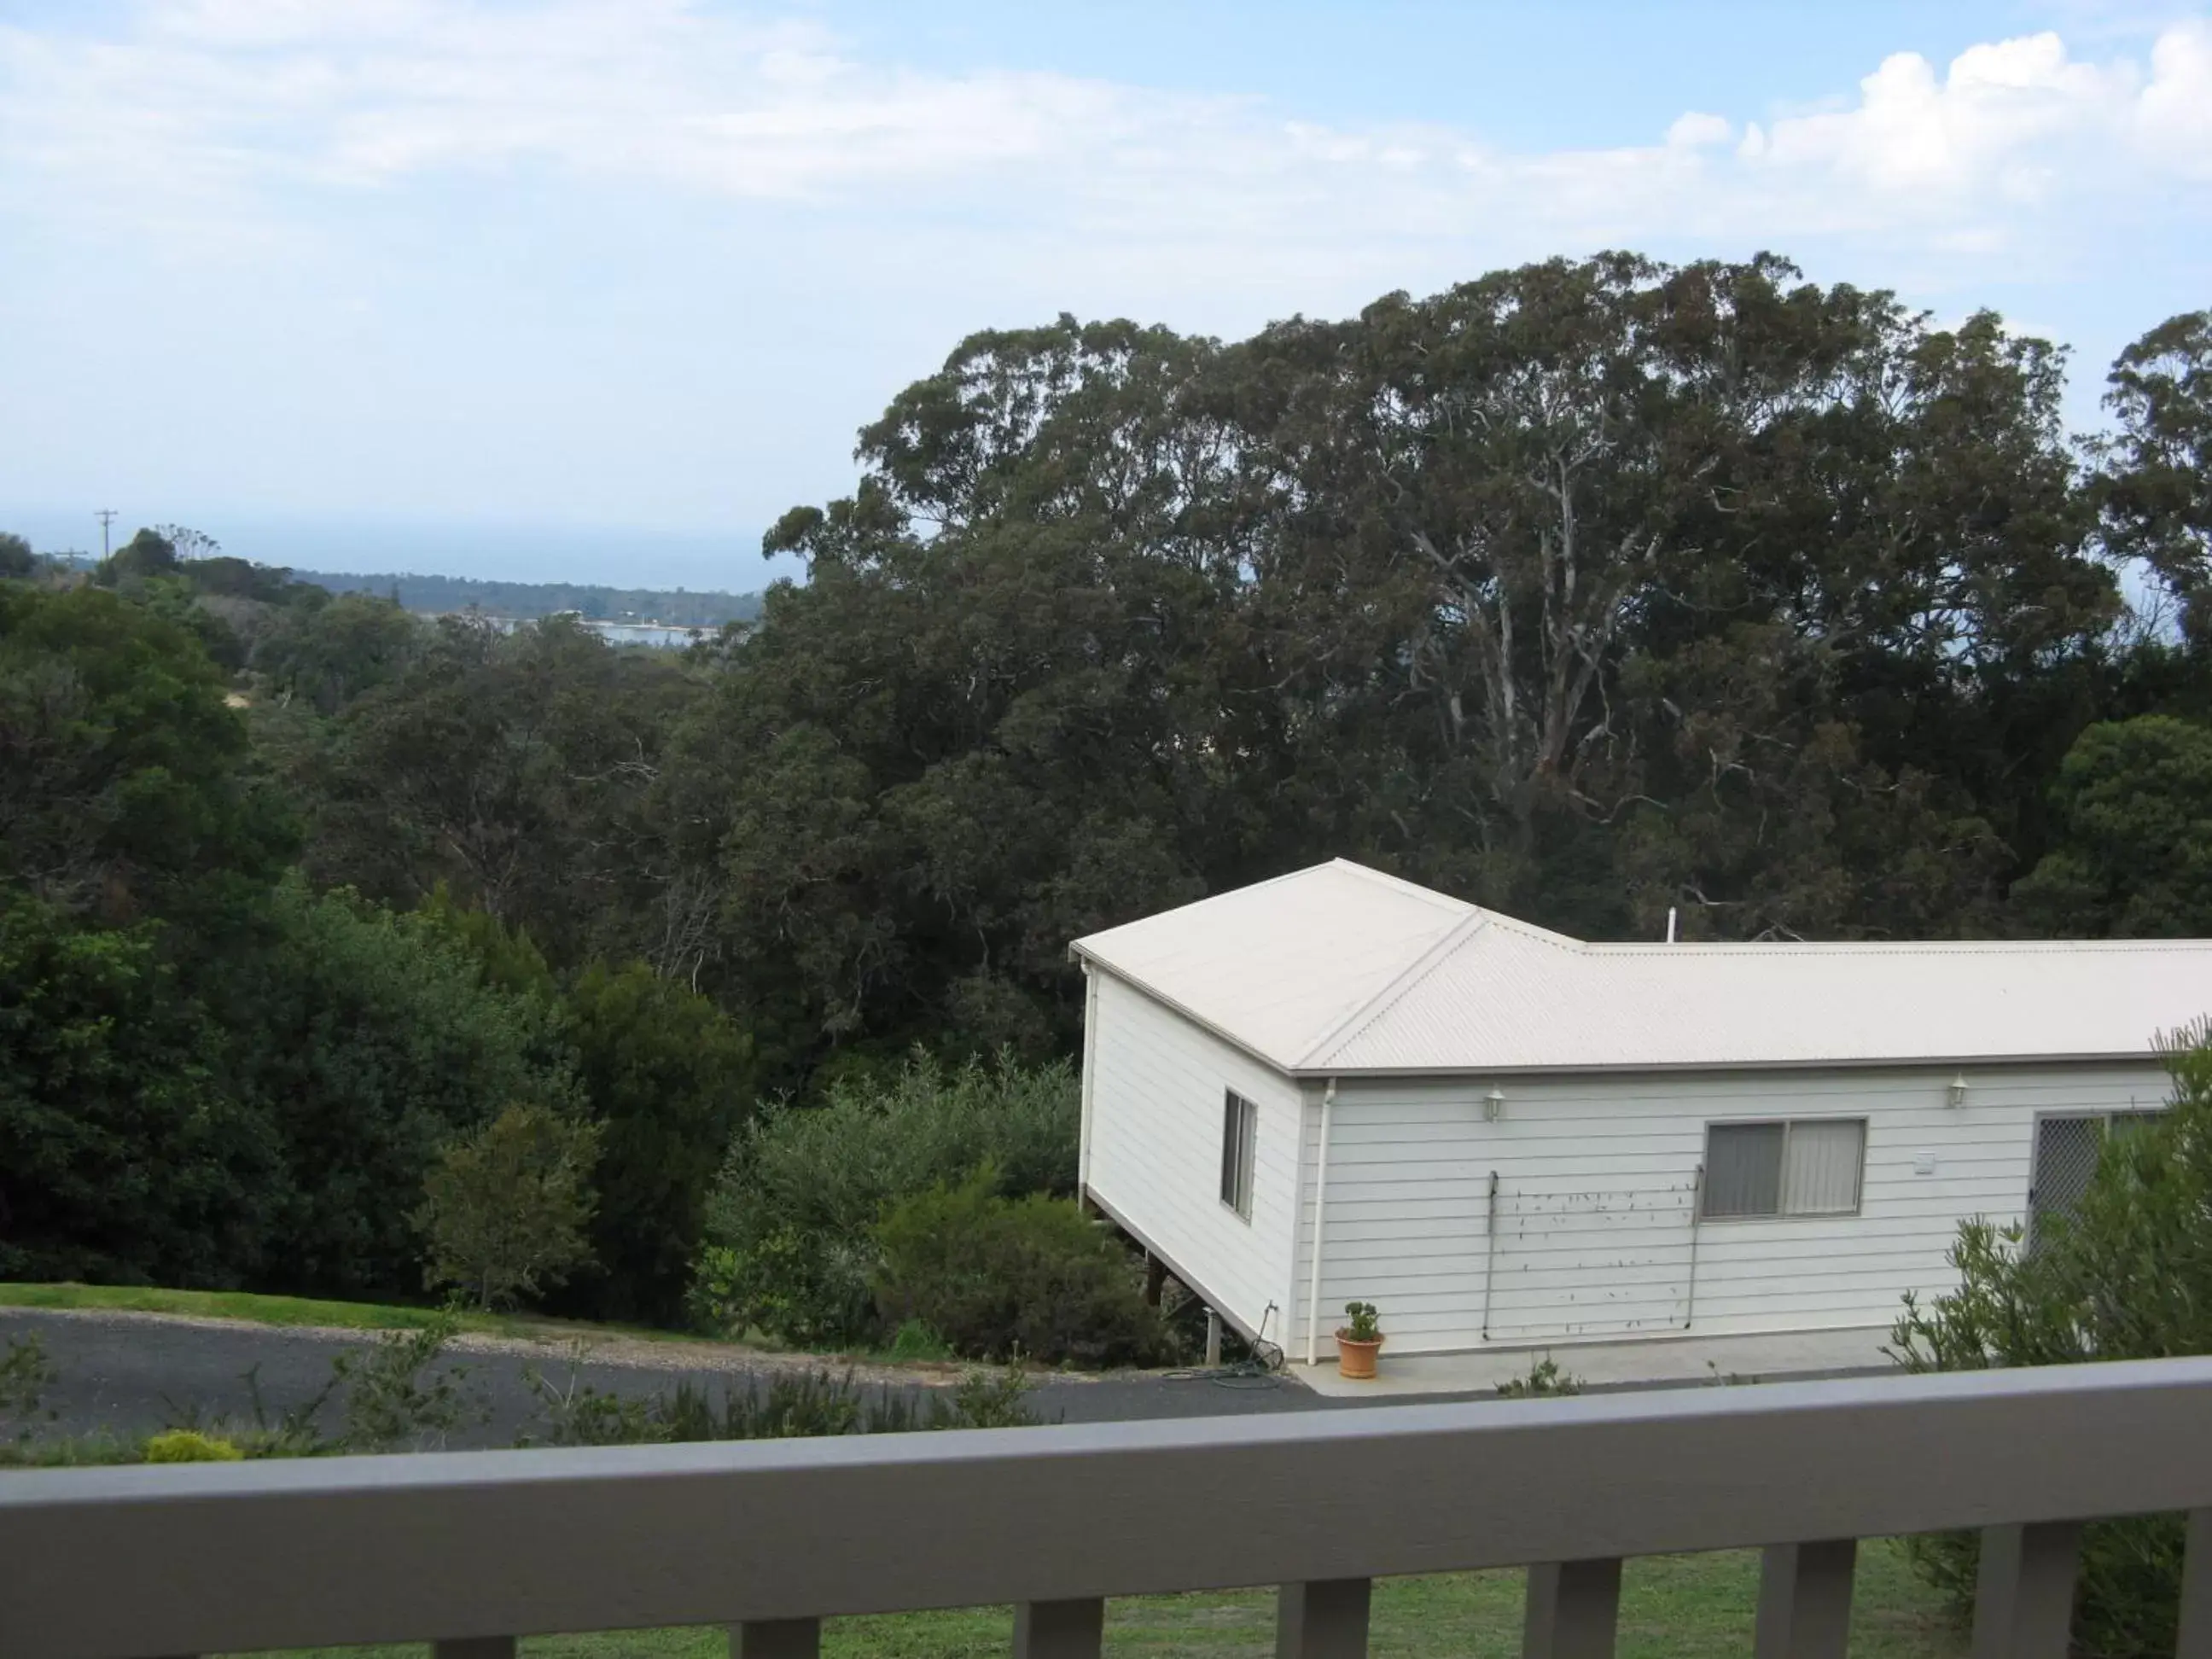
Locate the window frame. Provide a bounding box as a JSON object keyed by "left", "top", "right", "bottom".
{"left": 1698, "top": 1115, "right": 1867, "bottom": 1223}
{"left": 1220, "top": 1089, "right": 1257, "bottom": 1223}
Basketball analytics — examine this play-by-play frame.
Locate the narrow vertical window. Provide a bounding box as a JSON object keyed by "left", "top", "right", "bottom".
{"left": 1220, "top": 1090, "right": 1257, "bottom": 1220}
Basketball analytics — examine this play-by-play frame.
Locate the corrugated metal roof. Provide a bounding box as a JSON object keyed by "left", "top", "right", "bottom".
{"left": 1070, "top": 859, "right": 2212, "bottom": 1075}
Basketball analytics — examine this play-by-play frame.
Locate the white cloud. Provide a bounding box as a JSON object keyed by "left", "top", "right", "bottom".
{"left": 2, "top": 2, "right": 2205, "bottom": 548}
{"left": 1743, "top": 33, "right": 2132, "bottom": 198}
{"left": 4, "top": 2, "right": 2209, "bottom": 268}
{"left": 2138, "top": 19, "right": 2212, "bottom": 171}
{"left": 1667, "top": 112, "right": 1735, "bottom": 150}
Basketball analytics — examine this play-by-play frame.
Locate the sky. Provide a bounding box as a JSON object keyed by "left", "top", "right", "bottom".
{"left": 2, "top": 1, "right": 2209, "bottom": 589}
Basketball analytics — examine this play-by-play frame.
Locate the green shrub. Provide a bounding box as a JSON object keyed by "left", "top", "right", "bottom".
{"left": 689, "top": 1230, "right": 878, "bottom": 1351}
{"left": 561, "top": 958, "right": 757, "bottom": 1326}
{"left": 873, "top": 1173, "right": 1173, "bottom": 1367}
{"left": 888, "top": 1319, "right": 953, "bottom": 1362}
{"left": 211, "top": 878, "right": 584, "bottom": 1301}
{"left": 1889, "top": 1020, "right": 2212, "bottom": 1658}
{"left": 693, "top": 1050, "right": 1077, "bottom": 1348}
{"left": 1495, "top": 1354, "right": 1582, "bottom": 1398}
{"left": 143, "top": 1429, "right": 245, "bottom": 1463}
{"left": 516, "top": 1349, "right": 1039, "bottom": 1447}
{"left": 1, "top": 1332, "right": 57, "bottom": 1442}
{"left": 329, "top": 1311, "right": 488, "bottom": 1452}
{"left": 416, "top": 1103, "right": 601, "bottom": 1311}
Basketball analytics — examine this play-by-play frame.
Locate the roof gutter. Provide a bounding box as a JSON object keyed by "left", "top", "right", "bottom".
{"left": 1303, "top": 1076, "right": 1337, "bottom": 1369}
{"left": 1279, "top": 1049, "right": 2163, "bottom": 1080}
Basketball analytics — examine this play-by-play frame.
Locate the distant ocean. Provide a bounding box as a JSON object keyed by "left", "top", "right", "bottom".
{"left": 3, "top": 509, "right": 782, "bottom": 593}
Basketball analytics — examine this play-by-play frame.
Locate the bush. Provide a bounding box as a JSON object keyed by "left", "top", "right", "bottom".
{"left": 1889, "top": 1020, "right": 2212, "bottom": 1658}
{"left": 1, "top": 1332, "right": 57, "bottom": 1443}
{"left": 562, "top": 959, "right": 757, "bottom": 1325}
{"left": 0, "top": 892, "right": 277, "bottom": 1288}
{"left": 212, "top": 880, "right": 583, "bottom": 1299}
{"left": 328, "top": 1312, "right": 488, "bottom": 1452}
{"left": 689, "top": 1231, "right": 879, "bottom": 1352}
{"left": 873, "top": 1173, "right": 1173, "bottom": 1367}
{"left": 693, "top": 1050, "right": 1077, "bottom": 1348}
{"left": 516, "top": 1349, "right": 1040, "bottom": 1447}
{"left": 417, "top": 1104, "right": 601, "bottom": 1311}
{"left": 888, "top": 1319, "right": 953, "bottom": 1362}
{"left": 143, "top": 1429, "right": 245, "bottom": 1463}
{"left": 1495, "top": 1354, "right": 1582, "bottom": 1398}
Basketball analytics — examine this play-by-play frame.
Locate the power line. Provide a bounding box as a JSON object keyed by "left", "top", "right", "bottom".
{"left": 95, "top": 509, "right": 117, "bottom": 561}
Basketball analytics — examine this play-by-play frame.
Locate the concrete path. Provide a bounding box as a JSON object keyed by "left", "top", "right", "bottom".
{"left": 1298, "top": 1325, "right": 1896, "bottom": 1400}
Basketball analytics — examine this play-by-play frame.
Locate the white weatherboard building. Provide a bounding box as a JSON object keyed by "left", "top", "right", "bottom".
{"left": 1071, "top": 860, "right": 2212, "bottom": 1365}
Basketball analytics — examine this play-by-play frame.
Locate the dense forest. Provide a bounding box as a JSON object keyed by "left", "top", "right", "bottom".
{"left": 5, "top": 252, "right": 2211, "bottom": 1335}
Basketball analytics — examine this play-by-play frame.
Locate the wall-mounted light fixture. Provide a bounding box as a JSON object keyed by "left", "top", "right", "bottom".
{"left": 1483, "top": 1086, "right": 1505, "bottom": 1121}
{"left": 1948, "top": 1074, "right": 1970, "bottom": 1109}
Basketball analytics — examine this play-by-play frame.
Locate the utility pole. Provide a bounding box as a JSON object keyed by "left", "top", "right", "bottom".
{"left": 96, "top": 509, "right": 116, "bottom": 560}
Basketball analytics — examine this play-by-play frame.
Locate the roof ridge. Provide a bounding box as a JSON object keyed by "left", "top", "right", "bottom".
{"left": 1295, "top": 909, "right": 1494, "bottom": 1071}
{"left": 1324, "top": 859, "right": 1479, "bottom": 917}
{"left": 1478, "top": 908, "right": 1588, "bottom": 951}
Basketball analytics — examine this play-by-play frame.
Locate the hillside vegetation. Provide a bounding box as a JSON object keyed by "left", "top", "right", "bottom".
{"left": 3, "top": 253, "right": 2211, "bottom": 1359}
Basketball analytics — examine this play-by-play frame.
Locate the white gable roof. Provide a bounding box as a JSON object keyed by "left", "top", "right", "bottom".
{"left": 1071, "top": 859, "right": 2212, "bottom": 1076}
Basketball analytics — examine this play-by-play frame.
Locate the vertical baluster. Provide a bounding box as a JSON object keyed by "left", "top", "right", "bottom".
{"left": 1970, "top": 1522, "right": 2080, "bottom": 1659}
{"left": 2180, "top": 1509, "right": 2212, "bottom": 1659}
{"left": 1754, "top": 1540, "right": 1855, "bottom": 1659}
{"left": 434, "top": 1641, "right": 516, "bottom": 1659}
{"left": 1015, "top": 1598, "right": 1105, "bottom": 1659}
{"left": 1523, "top": 1559, "right": 1621, "bottom": 1659}
{"left": 732, "top": 1616, "right": 822, "bottom": 1659}
{"left": 1276, "top": 1577, "right": 1371, "bottom": 1659}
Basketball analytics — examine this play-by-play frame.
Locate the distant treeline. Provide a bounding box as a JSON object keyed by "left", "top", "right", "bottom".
{"left": 298, "top": 570, "right": 764, "bottom": 626}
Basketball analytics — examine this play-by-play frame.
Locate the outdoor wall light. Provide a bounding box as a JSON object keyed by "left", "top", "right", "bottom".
{"left": 1483, "top": 1086, "right": 1505, "bottom": 1121}
{"left": 1948, "top": 1074, "right": 1970, "bottom": 1109}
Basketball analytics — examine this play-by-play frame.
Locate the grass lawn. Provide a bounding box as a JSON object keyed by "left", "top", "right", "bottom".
{"left": 0, "top": 1282, "right": 703, "bottom": 1348}
{"left": 233, "top": 1541, "right": 1965, "bottom": 1659}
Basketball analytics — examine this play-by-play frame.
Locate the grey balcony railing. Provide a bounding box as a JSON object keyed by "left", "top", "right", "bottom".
{"left": 5, "top": 1357, "right": 2212, "bottom": 1659}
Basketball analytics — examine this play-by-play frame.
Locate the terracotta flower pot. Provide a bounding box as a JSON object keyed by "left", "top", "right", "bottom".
{"left": 1336, "top": 1332, "right": 1383, "bottom": 1380}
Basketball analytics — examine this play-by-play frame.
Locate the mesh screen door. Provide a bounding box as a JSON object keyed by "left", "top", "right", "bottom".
{"left": 2029, "top": 1116, "right": 2104, "bottom": 1249}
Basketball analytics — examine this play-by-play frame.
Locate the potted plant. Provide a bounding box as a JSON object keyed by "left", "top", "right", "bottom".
{"left": 1336, "top": 1301, "right": 1383, "bottom": 1379}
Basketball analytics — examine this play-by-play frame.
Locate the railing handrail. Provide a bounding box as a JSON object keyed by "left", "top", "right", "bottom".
{"left": 6, "top": 1356, "right": 2212, "bottom": 1658}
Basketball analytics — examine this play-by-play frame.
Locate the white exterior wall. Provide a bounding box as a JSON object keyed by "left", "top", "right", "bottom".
{"left": 1291, "top": 1063, "right": 2172, "bottom": 1357}
{"left": 1080, "top": 969, "right": 1302, "bottom": 1345}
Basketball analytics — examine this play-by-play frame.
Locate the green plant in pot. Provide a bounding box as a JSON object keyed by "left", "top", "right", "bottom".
{"left": 1336, "top": 1301, "right": 1383, "bottom": 1379}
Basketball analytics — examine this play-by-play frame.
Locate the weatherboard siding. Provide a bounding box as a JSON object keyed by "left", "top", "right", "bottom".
{"left": 1288, "top": 1063, "right": 2170, "bottom": 1357}
{"left": 1080, "top": 969, "right": 1301, "bottom": 1345}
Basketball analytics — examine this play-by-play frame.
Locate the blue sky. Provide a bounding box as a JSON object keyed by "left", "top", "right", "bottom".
{"left": 3, "top": 1, "right": 2209, "bottom": 587}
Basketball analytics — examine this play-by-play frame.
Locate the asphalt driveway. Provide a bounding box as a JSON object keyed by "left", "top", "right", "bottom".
{"left": 1, "top": 1309, "right": 1330, "bottom": 1448}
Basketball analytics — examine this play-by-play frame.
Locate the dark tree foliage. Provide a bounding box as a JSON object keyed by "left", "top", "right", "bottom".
{"left": 2011, "top": 715, "right": 2212, "bottom": 936}
{"left": 0, "top": 583, "right": 294, "bottom": 927}
{"left": 559, "top": 960, "right": 757, "bottom": 1324}
{"left": 204, "top": 880, "right": 578, "bottom": 1298}
{"left": 304, "top": 614, "right": 693, "bottom": 966}
{"left": 254, "top": 591, "right": 425, "bottom": 716}
{"left": 661, "top": 255, "right": 2144, "bottom": 1080}
{"left": 0, "top": 890, "right": 276, "bottom": 1286}
{"left": 2097, "top": 311, "right": 2212, "bottom": 641}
